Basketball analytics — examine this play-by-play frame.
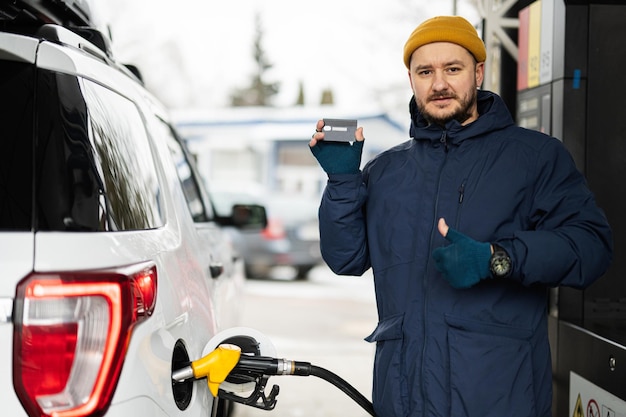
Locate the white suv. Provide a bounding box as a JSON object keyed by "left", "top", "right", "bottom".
{"left": 0, "top": 2, "right": 265, "bottom": 416}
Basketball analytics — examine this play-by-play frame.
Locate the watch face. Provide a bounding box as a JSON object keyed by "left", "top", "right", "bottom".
{"left": 491, "top": 252, "right": 511, "bottom": 277}
{"left": 492, "top": 258, "right": 510, "bottom": 275}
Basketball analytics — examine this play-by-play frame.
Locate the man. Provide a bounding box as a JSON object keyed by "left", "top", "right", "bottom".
{"left": 309, "top": 15, "right": 612, "bottom": 417}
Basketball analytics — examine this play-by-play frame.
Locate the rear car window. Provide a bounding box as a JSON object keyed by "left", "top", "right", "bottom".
{"left": 1, "top": 59, "right": 164, "bottom": 232}
{"left": 0, "top": 61, "right": 35, "bottom": 231}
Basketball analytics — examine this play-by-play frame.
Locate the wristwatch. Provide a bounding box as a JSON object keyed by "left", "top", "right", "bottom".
{"left": 490, "top": 244, "right": 512, "bottom": 278}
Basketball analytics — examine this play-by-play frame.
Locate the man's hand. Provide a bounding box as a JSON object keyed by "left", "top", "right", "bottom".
{"left": 432, "top": 218, "right": 492, "bottom": 289}
{"left": 309, "top": 119, "right": 365, "bottom": 175}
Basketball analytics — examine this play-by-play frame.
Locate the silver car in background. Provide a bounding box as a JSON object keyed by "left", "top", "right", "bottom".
{"left": 210, "top": 186, "right": 323, "bottom": 280}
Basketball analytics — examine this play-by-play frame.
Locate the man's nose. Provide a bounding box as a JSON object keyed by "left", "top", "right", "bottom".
{"left": 432, "top": 71, "right": 448, "bottom": 91}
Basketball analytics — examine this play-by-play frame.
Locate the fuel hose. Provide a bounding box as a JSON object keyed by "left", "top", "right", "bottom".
{"left": 231, "top": 356, "right": 375, "bottom": 416}
{"left": 173, "top": 345, "right": 375, "bottom": 416}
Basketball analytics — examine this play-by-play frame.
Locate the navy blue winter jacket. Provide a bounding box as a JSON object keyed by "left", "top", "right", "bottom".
{"left": 317, "top": 90, "right": 612, "bottom": 417}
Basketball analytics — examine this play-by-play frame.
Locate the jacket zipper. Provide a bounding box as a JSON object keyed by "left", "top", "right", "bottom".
{"left": 422, "top": 129, "right": 448, "bottom": 414}
{"left": 440, "top": 130, "right": 448, "bottom": 152}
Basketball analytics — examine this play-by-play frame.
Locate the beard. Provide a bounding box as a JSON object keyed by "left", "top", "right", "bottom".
{"left": 417, "top": 87, "right": 478, "bottom": 126}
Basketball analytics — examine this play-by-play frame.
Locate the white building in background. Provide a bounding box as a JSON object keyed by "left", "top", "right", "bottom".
{"left": 172, "top": 106, "right": 409, "bottom": 198}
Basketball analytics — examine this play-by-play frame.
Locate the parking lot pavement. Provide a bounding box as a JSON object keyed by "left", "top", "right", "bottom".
{"left": 233, "top": 265, "right": 378, "bottom": 417}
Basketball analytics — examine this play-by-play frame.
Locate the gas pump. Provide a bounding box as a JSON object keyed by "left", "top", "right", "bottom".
{"left": 515, "top": 1, "right": 626, "bottom": 415}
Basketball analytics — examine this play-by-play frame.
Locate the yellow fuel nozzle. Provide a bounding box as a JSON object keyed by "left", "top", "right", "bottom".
{"left": 190, "top": 344, "right": 242, "bottom": 396}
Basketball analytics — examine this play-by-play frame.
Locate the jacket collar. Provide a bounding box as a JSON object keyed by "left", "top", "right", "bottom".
{"left": 408, "top": 90, "right": 515, "bottom": 145}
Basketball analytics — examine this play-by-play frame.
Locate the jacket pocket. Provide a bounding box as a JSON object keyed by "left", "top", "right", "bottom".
{"left": 365, "top": 313, "right": 407, "bottom": 416}
{"left": 446, "top": 315, "right": 536, "bottom": 417}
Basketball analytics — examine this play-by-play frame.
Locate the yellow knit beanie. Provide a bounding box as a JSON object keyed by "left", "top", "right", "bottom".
{"left": 403, "top": 16, "right": 486, "bottom": 68}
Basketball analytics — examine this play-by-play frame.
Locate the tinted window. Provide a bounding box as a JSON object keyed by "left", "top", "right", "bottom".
{"left": 82, "top": 79, "right": 163, "bottom": 230}
{"left": 0, "top": 60, "right": 34, "bottom": 231}
{"left": 155, "top": 120, "right": 210, "bottom": 222}
{"left": 35, "top": 70, "right": 163, "bottom": 231}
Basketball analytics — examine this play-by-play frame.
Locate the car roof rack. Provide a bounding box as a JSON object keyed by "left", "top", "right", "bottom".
{"left": 36, "top": 24, "right": 145, "bottom": 85}
{"left": 1, "top": 0, "right": 113, "bottom": 57}
{"left": 36, "top": 24, "right": 109, "bottom": 61}
{"left": 2, "top": 1, "right": 145, "bottom": 84}
{"left": 68, "top": 26, "right": 112, "bottom": 59}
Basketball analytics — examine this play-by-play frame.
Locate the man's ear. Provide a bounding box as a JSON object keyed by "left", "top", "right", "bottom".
{"left": 475, "top": 61, "right": 485, "bottom": 88}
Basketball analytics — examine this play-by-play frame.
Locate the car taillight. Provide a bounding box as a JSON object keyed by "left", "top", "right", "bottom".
{"left": 261, "top": 218, "right": 286, "bottom": 240}
{"left": 13, "top": 263, "right": 157, "bottom": 417}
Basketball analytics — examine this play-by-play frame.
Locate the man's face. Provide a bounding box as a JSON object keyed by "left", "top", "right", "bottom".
{"left": 408, "top": 42, "right": 484, "bottom": 126}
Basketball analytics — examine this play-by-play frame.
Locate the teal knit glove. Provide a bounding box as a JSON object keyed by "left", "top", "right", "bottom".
{"left": 432, "top": 228, "right": 492, "bottom": 289}
{"left": 310, "top": 140, "right": 363, "bottom": 175}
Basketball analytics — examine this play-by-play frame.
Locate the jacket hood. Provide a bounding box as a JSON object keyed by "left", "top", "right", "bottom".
{"left": 408, "top": 90, "right": 515, "bottom": 144}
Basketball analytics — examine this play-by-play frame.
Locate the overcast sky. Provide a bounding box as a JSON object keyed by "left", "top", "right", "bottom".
{"left": 98, "top": 0, "right": 479, "bottom": 113}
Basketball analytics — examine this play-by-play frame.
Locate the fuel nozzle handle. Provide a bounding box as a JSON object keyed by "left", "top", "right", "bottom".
{"left": 171, "top": 344, "right": 310, "bottom": 395}
{"left": 172, "top": 344, "right": 242, "bottom": 396}
{"left": 233, "top": 356, "right": 312, "bottom": 377}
